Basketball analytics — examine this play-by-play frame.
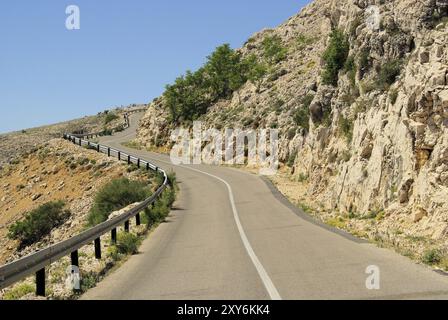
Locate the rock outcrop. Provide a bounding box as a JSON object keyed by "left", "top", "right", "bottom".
{"left": 136, "top": 0, "right": 448, "bottom": 249}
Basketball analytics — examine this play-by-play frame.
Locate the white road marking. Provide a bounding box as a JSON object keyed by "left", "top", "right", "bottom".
{"left": 124, "top": 150, "right": 282, "bottom": 300}
{"left": 182, "top": 165, "right": 282, "bottom": 300}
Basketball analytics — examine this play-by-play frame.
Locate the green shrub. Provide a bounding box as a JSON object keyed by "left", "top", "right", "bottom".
{"left": 293, "top": 94, "right": 314, "bottom": 131}
{"left": 144, "top": 187, "right": 176, "bottom": 227}
{"left": 104, "top": 112, "right": 119, "bottom": 124}
{"left": 262, "top": 35, "right": 288, "bottom": 64}
{"left": 390, "top": 89, "right": 399, "bottom": 105}
{"left": 116, "top": 232, "right": 140, "bottom": 255}
{"left": 3, "top": 283, "right": 35, "bottom": 300}
{"left": 422, "top": 249, "right": 442, "bottom": 265}
{"left": 101, "top": 128, "right": 113, "bottom": 136}
{"left": 338, "top": 115, "right": 354, "bottom": 143}
{"left": 87, "top": 178, "right": 151, "bottom": 226}
{"left": 322, "top": 29, "right": 350, "bottom": 86}
{"left": 296, "top": 34, "right": 315, "bottom": 50}
{"left": 8, "top": 201, "right": 71, "bottom": 247}
{"left": 287, "top": 153, "right": 297, "bottom": 167}
{"left": 376, "top": 60, "right": 402, "bottom": 90}
{"left": 293, "top": 108, "right": 310, "bottom": 131}
{"left": 344, "top": 56, "right": 357, "bottom": 87}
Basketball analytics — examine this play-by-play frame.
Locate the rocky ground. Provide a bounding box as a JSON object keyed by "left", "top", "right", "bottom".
{"left": 0, "top": 105, "right": 146, "bottom": 167}
{"left": 0, "top": 137, "right": 156, "bottom": 300}
{"left": 135, "top": 0, "right": 448, "bottom": 267}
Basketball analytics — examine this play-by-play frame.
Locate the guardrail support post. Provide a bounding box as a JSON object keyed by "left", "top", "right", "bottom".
{"left": 127, "top": 155, "right": 131, "bottom": 165}
{"left": 137, "top": 159, "right": 140, "bottom": 168}
{"left": 79, "top": 139, "right": 82, "bottom": 146}
{"left": 108, "top": 148, "right": 111, "bottom": 157}
{"left": 136, "top": 213, "right": 141, "bottom": 226}
{"left": 97, "top": 144, "right": 100, "bottom": 152}
{"left": 36, "top": 268, "right": 46, "bottom": 297}
{"left": 118, "top": 152, "right": 121, "bottom": 161}
{"left": 124, "top": 220, "right": 130, "bottom": 232}
{"left": 146, "top": 163, "right": 149, "bottom": 170}
{"left": 111, "top": 228, "right": 117, "bottom": 244}
{"left": 94, "top": 238, "right": 101, "bottom": 259}
{"left": 71, "top": 250, "right": 79, "bottom": 267}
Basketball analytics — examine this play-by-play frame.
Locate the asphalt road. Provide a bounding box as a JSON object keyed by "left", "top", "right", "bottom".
{"left": 82, "top": 113, "right": 448, "bottom": 300}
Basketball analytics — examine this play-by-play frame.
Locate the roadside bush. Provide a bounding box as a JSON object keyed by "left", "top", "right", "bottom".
{"left": 144, "top": 178, "right": 177, "bottom": 228}
{"left": 8, "top": 201, "right": 71, "bottom": 247}
{"left": 422, "top": 249, "right": 442, "bottom": 265}
{"left": 116, "top": 232, "right": 140, "bottom": 255}
{"left": 322, "top": 29, "right": 350, "bottom": 86}
{"left": 87, "top": 178, "right": 151, "bottom": 226}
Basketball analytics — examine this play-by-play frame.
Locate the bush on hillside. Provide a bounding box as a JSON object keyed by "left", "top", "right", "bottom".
{"left": 8, "top": 201, "right": 71, "bottom": 247}
{"left": 116, "top": 232, "right": 140, "bottom": 255}
{"left": 261, "top": 35, "right": 288, "bottom": 64}
{"left": 104, "top": 112, "right": 119, "bottom": 124}
{"left": 322, "top": 29, "right": 350, "bottom": 86}
{"left": 376, "top": 60, "right": 402, "bottom": 90}
{"left": 87, "top": 178, "right": 151, "bottom": 226}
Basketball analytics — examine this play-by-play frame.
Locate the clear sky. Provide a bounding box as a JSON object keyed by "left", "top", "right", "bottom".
{"left": 0, "top": 0, "right": 310, "bottom": 133}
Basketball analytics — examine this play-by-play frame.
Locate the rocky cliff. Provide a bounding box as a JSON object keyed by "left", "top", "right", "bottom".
{"left": 136, "top": 0, "right": 448, "bottom": 256}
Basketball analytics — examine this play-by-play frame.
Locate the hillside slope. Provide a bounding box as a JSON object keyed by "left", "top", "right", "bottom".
{"left": 136, "top": 0, "right": 448, "bottom": 258}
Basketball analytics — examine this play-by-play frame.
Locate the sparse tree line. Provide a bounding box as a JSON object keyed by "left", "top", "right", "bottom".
{"left": 164, "top": 35, "right": 288, "bottom": 124}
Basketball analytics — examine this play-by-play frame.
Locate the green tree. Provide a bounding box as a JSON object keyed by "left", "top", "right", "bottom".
{"left": 205, "top": 44, "right": 246, "bottom": 98}
{"left": 322, "top": 29, "right": 350, "bottom": 86}
{"left": 243, "top": 54, "right": 268, "bottom": 92}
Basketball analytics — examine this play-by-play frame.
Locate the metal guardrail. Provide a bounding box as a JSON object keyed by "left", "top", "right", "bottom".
{"left": 0, "top": 110, "right": 168, "bottom": 296}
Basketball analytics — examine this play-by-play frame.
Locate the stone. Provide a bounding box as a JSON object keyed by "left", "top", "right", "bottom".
{"left": 413, "top": 208, "right": 428, "bottom": 223}
{"left": 420, "top": 51, "right": 430, "bottom": 64}
{"left": 31, "top": 194, "right": 42, "bottom": 201}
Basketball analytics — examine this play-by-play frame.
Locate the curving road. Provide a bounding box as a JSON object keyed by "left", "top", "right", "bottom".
{"left": 82, "top": 112, "right": 448, "bottom": 300}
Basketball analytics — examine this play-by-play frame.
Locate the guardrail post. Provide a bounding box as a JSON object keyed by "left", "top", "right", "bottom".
{"left": 127, "top": 155, "right": 131, "bottom": 165}
{"left": 124, "top": 221, "right": 130, "bottom": 232}
{"left": 71, "top": 250, "right": 79, "bottom": 267}
{"left": 97, "top": 144, "right": 100, "bottom": 152}
{"left": 79, "top": 139, "right": 82, "bottom": 146}
{"left": 36, "top": 268, "right": 46, "bottom": 297}
{"left": 94, "top": 238, "right": 101, "bottom": 259}
{"left": 137, "top": 159, "right": 140, "bottom": 168}
{"left": 118, "top": 152, "right": 121, "bottom": 161}
{"left": 108, "top": 148, "right": 111, "bottom": 157}
{"left": 146, "top": 163, "right": 149, "bottom": 170}
{"left": 136, "top": 213, "right": 141, "bottom": 226}
{"left": 111, "top": 228, "right": 117, "bottom": 244}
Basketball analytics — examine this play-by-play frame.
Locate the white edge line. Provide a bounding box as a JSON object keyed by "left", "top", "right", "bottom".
{"left": 107, "top": 144, "right": 282, "bottom": 300}
{"left": 184, "top": 167, "right": 282, "bottom": 301}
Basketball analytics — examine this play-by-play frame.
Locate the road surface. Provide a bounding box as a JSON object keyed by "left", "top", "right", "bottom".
{"left": 82, "top": 112, "right": 448, "bottom": 300}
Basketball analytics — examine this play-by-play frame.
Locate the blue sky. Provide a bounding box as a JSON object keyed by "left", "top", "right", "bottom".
{"left": 0, "top": 1, "right": 310, "bottom": 133}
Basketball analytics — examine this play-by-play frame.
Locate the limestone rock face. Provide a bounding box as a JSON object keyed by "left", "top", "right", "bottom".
{"left": 136, "top": 0, "right": 448, "bottom": 241}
